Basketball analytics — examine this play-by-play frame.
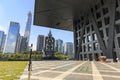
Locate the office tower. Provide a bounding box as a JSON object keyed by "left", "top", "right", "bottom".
{"left": 4, "top": 22, "right": 20, "bottom": 53}
{"left": 24, "top": 12, "right": 32, "bottom": 48}
{"left": 0, "top": 31, "right": 4, "bottom": 52}
{"left": 20, "top": 12, "right": 32, "bottom": 52}
{"left": 1, "top": 34, "right": 6, "bottom": 52}
{"left": 55, "top": 39, "right": 63, "bottom": 53}
{"left": 16, "top": 34, "right": 22, "bottom": 53}
{"left": 64, "top": 42, "right": 74, "bottom": 58}
{"left": 36, "top": 35, "right": 45, "bottom": 51}
{"left": 20, "top": 36, "right": 27, "bottom": 52}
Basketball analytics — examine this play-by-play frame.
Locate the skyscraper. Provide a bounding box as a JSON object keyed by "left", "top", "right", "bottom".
{"left": 55, "top": 39, "right": 63, "bottom": 53}
{"left": 20, "top": 12, "right": 32, "bottom": 52}
{"left": 4, "top": 22, "right": 20, "bottom": 53}
{"left": 64, "top": 42, "right": 74, "bottom": 58}
{"left": 0, "top": 31, "right": 4, "bottom": 52}
{"left": 16, "top": 34, "right": 22, "bottom": 53}
{"left": 24, "top": 12, "right": 32, "bottom": 47}
{"left": 1, "top": 34, "right": 6, "bottom": 52}
{"left": 36, "top": 35, "right": 45, "bottom": 51}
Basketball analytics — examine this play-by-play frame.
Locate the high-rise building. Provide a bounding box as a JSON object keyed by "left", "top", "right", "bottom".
{"left": 16, "top": 34, "right": 22, "bottom": 53}
{"left": 1, "top": 34, "right": 6, "bottom": 52}
{"left": 0, "top": 31, "right": 4, "bottom": 52}
{"left": 20, "top": 36, "right": 27, "bottom": 52}
{"left": 4, "top": 22, "right": 20, "bottom": 53}
{"left": 20, "top": 12, "right": 32, "bottom": 52}
{"left": 64, "top": 42, "right": 74, "bottom": 58}
{"left": 55, "top": 39, "right": 63, "bottom": 53}
{"left": 24, "top": 12, "right": 32, "bottom": 47}
{"left": 36, "top": 35, "right": 45, "bottom": 51}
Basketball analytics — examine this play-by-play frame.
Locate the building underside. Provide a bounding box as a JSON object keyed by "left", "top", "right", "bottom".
{"left": 34, "top": 0, "right": 120, "bottom": 62}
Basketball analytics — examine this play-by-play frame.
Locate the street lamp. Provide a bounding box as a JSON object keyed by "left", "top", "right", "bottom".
{"left": 28, "top": 44, "right": 33, "bottom": 80}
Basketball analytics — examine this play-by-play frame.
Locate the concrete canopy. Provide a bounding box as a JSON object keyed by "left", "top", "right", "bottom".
{"left": 34, "top": 0, "right": 100, "bottom": 31}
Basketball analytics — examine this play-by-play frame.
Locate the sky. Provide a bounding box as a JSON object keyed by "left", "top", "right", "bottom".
{"left": 0, "top": 0, "right": 74, "bottom": 50}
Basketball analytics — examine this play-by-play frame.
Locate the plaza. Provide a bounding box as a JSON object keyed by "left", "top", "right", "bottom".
{"left": 20, "top": 61, "right": 120, "bottom": 80}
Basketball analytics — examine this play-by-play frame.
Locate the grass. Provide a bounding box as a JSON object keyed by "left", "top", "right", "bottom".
{"left": 0, "top": 61, "right": 27, "bottom": 80}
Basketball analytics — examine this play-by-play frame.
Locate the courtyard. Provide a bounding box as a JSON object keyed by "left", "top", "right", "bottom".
{"left": 20, "top": 61, "right": 120, "bottom": 80}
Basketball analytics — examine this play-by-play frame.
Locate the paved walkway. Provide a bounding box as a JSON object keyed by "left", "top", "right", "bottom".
{"left": 20, "top": 61, "right": 120, "bottom": 80}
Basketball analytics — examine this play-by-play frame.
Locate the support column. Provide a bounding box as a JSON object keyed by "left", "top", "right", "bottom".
{"left": 90, "top": 12, "right": 107, "bottom": 56}
{"left": 73, "top": 20, "right": 78, "bottom": 60}
{"left": 76, "top": 16, "right": 87, "bottom": 60}
{"left": 107, "top": 0, "right": 116, "bottom": 62}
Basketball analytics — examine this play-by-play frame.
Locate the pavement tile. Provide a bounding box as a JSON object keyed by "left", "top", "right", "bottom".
{"left": 64, "top": 74, "right": 93, "bottom": 80}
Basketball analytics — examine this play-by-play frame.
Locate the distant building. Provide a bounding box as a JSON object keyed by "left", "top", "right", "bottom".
{"left": 1, "top": 34, "right": 6, "bottom": 52}
{"left": 4, "top": 22, "right": 20, "bottom": 53}
{"left": 16, "top": 34, "right": 22, "bottom": 53}
{"left": 0, "top": 31, "right": 5, "bottom": 52}
{"left": 36, "top": 35, "right": 45, "bottom": 51}
{"left": 55, "top": 39, "right": 63, "bottom": 53}
{"left": 64, "top": 42, "right": 74, "bottom": 58}
{"left": 20, "top": 12, "right": 32, "bottom": 52}
{"left": 20, "top": 36, "right": 27, "bottom": 52}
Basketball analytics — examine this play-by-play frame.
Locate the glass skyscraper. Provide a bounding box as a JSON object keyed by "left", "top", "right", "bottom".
{"left": 20, "top": 12, "right": 32, "bottom": 52}
{"left": 4, "top": 22, "right": 20, "bottom": 53}
{"left": 24, "top": 12, "right": 32, "bottom": 48}
{"left": 36, "top": 35, "right": 45, "bottom": 51}
{"left": 55, "top": 39, "right": 63, "bottom": 53}
{"left": 0, "top": 31, "right": 4, "bottom": 52}
{"left": 64, "top": 42, "right": 74, "bottom": 58}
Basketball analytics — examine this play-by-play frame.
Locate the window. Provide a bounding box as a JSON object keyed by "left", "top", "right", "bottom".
{"left": 95, "top": 3, "right": 100, "bottom": 10}
{"left": 97, "top": 21, "right": 102, "bottom": 28}
{"left": 115, "top": 25, "right": 120, "bottom": 34}
{"left": 93, "top": 43, "right": 98, "bottom": 50}
{"left": 86, "top": 19, "right": 89, "bottom": 25}
{"left": 100, "top": 30, "right": 104, "bottom": 38}
{"left": 96, "top": 12, "right": 101, "bottom": 19}
{"left": 92, "top": 33, "right": 97, "bottom": 40}
{"left": 87, "top": 27, "right": 90, "bottom": 33}
{"left": 91, "top": 8, "right": 94, "bottom": 13}
{"left": 115, "top": 11, "right": 120, "bottom": 20}
{"left": 117, "top": 37, "right": 120, "bottom": 47}
{"left": 101, "top": 0, "right": 104, "bottom": 5}
{"left": 88, "top": 44, "right": 92, "bottom": 51}
{"left": 79, "top": 31, "right": 81, "bottom": 36}
{"left": 91, "top": 25, "right": 94, "bottom": 31}
{"left": 106, "top": 28, "right": 109, "bottom": 37}
{"left": 116, "top": 0, "right": 119, "bottom": 8}
{"left": 104, "top": 17, "right": 110, "bottom": 25}
{"left": 83, "top": 37, "right": 85, "bottom": 43}
{"left": 87, "top": 35, "right": 91, "bottom": 42}
{"left": 83, "top": 45, "right": 87, "bottom": 52}
{"left": 81, "top": 16, "right": 84, "bottom": 20}
{"left": 102, "top": 7, "right": 109, "bottom": 15}
{"left": 78, "top": 25, "right": 81, "bottom": 30}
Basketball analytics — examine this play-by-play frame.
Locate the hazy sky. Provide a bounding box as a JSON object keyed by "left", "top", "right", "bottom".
{"left": 0, "top": 0, "right": 73, "bottom": 50}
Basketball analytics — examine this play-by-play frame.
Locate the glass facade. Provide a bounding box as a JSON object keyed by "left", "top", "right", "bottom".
{"left": 24, "top": 12, "right": 32, "bottom": 47}
{"left": 4, "top": 22, "right": 20, "bottom": 53}
{"left": 0, "top": 31, "right": 4, "bottom": 51}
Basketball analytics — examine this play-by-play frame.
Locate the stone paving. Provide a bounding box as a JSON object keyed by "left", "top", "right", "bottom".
{"left": 20, "top": 61, "right": 120, "bottom": 80}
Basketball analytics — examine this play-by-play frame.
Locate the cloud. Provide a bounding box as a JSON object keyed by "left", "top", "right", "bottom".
{"left": 0, "top": 26, "right": 7, "bottom": 34}
{"left": 9, "top": 32, "right": 15, "bottom": 40}
{"left": 11, "top": 42, "right": 16, "bottom": 47}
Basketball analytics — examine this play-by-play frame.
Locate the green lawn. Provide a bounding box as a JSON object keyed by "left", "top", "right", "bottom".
{"left": 0, "top": 61, "right": 27, "bottom": 80}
